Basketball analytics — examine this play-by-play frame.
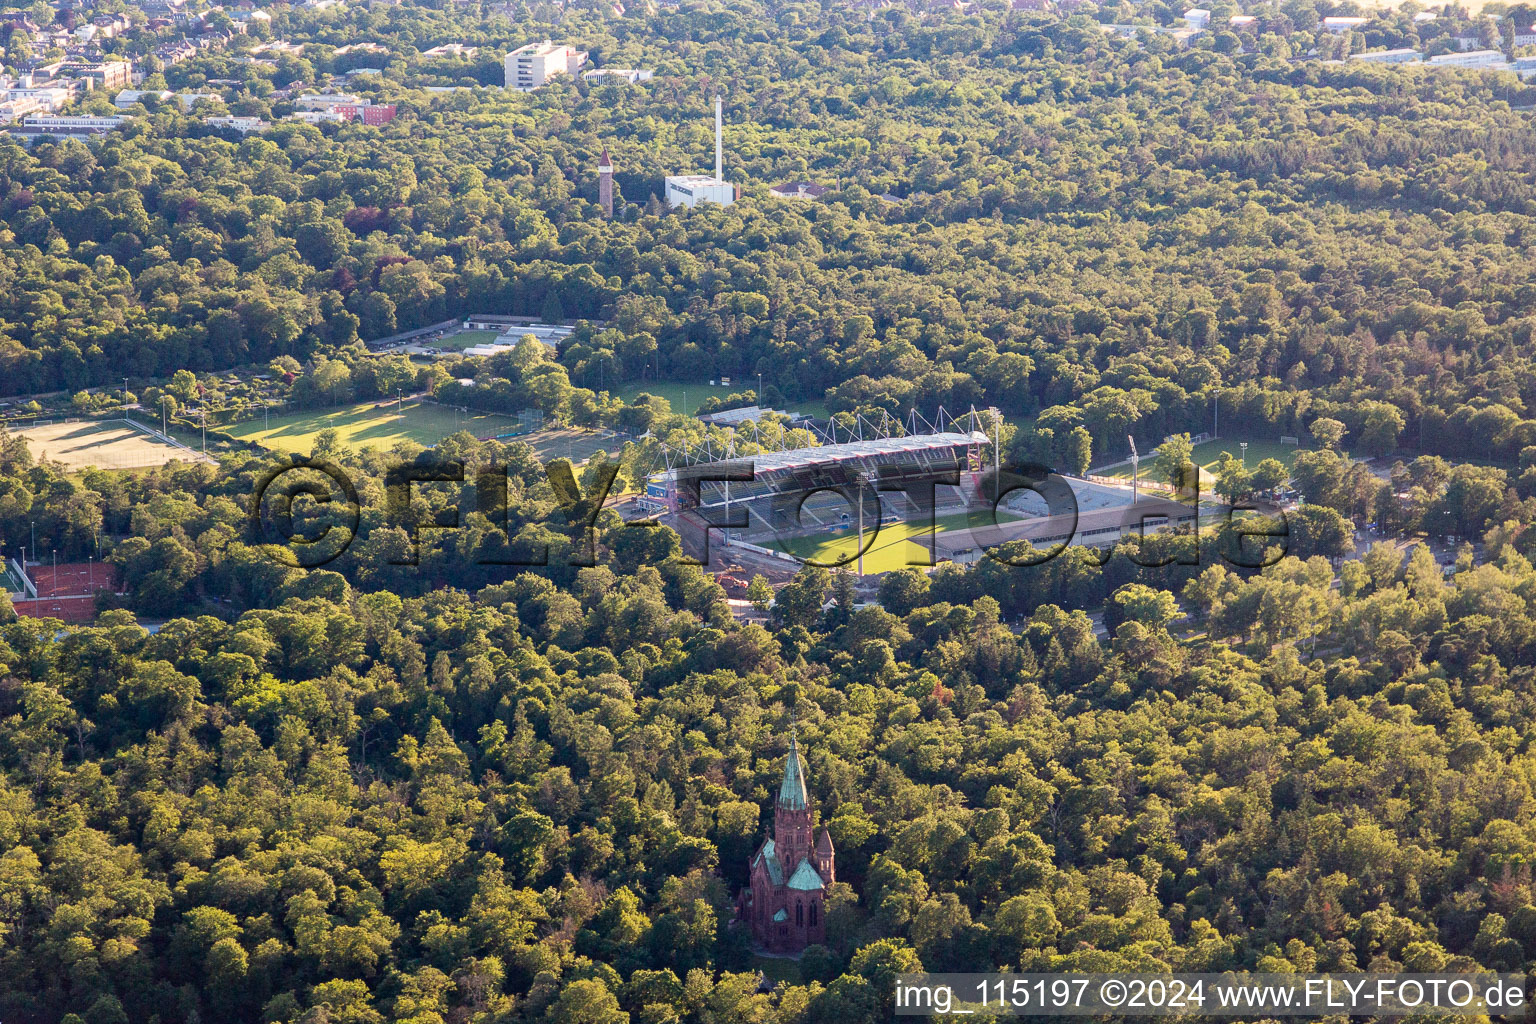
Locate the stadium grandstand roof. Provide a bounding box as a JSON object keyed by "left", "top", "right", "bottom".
{"left": 658, "top": 431, "right": 988, "bottom": 479}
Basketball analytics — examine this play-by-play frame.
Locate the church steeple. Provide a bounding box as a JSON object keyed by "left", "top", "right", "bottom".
{"left": 778, "top": 728, "right": 808, "bottom": 811}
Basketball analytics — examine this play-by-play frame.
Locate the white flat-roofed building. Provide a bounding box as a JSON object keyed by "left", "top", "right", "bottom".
{"left": 7, "top": 87, "right": 72, "bottom": 112}
{"left": 1229, "top": 15, "right": 1256, "bottom": 28}
{"left": 1322, "top": 16, "right": 1368, "bottom": 31}
{"left": 287, "top": 109, "right": 349, "bottom": 123}
{"left": 115, "top": 89, "right": 174, "bottom": 108}
{"left": 1350, "top": 48, "right": 1422, "bottom": 63}
{"left": 0, "top": 95, "right": 40, "bottom": 123}
{"left": 23, "top": 114, "right": 131, "bottom": 129}
{"left": 1428, "top": 48, "right": 1508, "bottom": 67}
{"left": 581, "top": 68, "right": 654, "bottom": 84}
{"left": 297, "top": 92, "right": 363, "bottom": 109}
{"left": 206, "top": 115, "right": 269, "bottom": 133}
{"left": 665, "top": 174, "right": 735, "bottom": 208}
{"left": 1183, "top": 7, "right": 1209, "bottom": 29}
{"left": 504, "top": 40, "right": 588, "bottom": 90}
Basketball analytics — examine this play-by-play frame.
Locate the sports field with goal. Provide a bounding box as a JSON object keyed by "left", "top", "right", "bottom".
{"left": 226, "top": 400, "right": 623, "bottom": 464}
{"left": 1098, "top": 438, "right": 1311, "bottom": 487}
{"left": 765, "top": 508, "right": 1024, "bottom": 574}
{"left": 226, "top": 401, "right": 525, "bottom": 453}
{"left": 11, "top": 419, "right": 209, "bottom": 471}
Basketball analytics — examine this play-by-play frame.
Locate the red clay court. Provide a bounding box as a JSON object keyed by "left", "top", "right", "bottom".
{"left": 14, "top": 594, "right": 100, "bottom": 622}
{"left": 30, "top": 561, "right": 119, "bottom": 599}
{"left": 13, "top": 562, "right": 122, "bottom": 623}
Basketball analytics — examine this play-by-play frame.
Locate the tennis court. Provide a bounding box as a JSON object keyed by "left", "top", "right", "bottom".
{"left": 12, "top": 560, "right": 121, "bottom": 623}
{"left": 32, "top": 561, "right": 118, "bottom": 598}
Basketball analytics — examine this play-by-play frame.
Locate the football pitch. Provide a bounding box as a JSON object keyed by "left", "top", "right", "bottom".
{"left": 226, "top": 401, "right": 524, "bottom": 453}
{"left": 1099, "top": 438, "right": 1308, "bottom": 487}
{"left": 765, "top": 509, "right": 1022, "bottom": 574}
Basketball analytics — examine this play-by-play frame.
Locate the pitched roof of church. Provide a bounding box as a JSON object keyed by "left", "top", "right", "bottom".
{"left": 753, "top": 838, "right": 784, "bottom": 886}
{"left": 787, "top": 857, "right": 826, "bottom": 891}
{"left": 778, "top": 730, "right": 808, "bottom": 810}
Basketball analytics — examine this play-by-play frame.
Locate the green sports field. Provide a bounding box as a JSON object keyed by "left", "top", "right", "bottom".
{"left": 615, "top": 379, "right": 829, "bottom": 420}
{"left": 1099, "top": 438, "right": 1313, "bottom": 487}
{"left": 767, "top": 509, "right": 1020, "bottom": 574}
{"left": 226, "top": 401, "right": 523, "bottom": 453}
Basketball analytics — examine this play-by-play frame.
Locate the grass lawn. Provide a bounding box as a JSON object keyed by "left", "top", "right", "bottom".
{"left": 1099, "top": 438, "right": 1313, "bottom": 487}
{"left": 766, "top": 509, "right": 1020, "bottom": 574}
{"left": 750, "top": 955, "right": 803, "bottom": 987}
{"left": 226, "top": 401, "right": 523, "bottom": 453}
{"left": 614, "top": 379, "right": 828, "bottom": 420}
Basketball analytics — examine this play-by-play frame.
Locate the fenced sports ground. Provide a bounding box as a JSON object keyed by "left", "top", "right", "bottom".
{"left": 10, "top": 418, "right": 211, "bottom": 471}
{"left": 225, "top": 400, "right": 524, "bottom": 453}
{"left": 8, "top": 559, "right": 122, "bottom": 623}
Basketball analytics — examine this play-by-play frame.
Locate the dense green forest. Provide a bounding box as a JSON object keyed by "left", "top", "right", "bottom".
{"left": 9, "top": 0, "right": 1536, "bottom": 1021}
{"left": 8, "top": 0, "right": 1536, "bottom": 469}
{"left": 8, "top": 423, "right": 1536, "bottom": 1024}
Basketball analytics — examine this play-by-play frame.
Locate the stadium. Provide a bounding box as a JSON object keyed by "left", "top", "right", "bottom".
{"left": 637, "top": 414, "right": 1198, "bottom": 573}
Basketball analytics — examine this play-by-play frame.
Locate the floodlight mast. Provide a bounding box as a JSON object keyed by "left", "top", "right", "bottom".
{"left": 1128, "top": 435, "right": 1140, "bottom": 504}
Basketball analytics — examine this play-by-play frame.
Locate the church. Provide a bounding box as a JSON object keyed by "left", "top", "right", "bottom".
{"left": 738, "top": 731, "right": 836, "bottom": 953}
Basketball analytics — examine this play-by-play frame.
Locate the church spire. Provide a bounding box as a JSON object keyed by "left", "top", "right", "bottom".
{"left": 778, "top": 728, "right": 808, "bottom": 810}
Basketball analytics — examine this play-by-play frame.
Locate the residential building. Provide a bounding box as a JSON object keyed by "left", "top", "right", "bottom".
{"left": 10, "top": 114, "right": 131, "bottom": 142}
{"left": 296, "top": 91, "right": 364, "bottom": 109}
{"left": 22, "top": 115, "right": 131, "bottom": 129}
{"left": 503, "top": 40, "right": 587, "bottom": 91}
{"left": 1513, "top": 56, "right": 1536, "bottom": 78}
{"left": 1349, "top": 48, "right": 1422, "bottom": 63}
{"left": 1427, "top": 49, "right": 1508, "bottom": 67}
{"left": 114, "top": 89, "right": 174, "bottom": 108}
{"left": 768, "top": 181, "right": 830, "bottom": 200}
{"left": 6, "top": 87, "right": 73, "bottom": 112}
{"left": 175, "top": 92, "right": 223, "bottom": 110}
{"left": 422, "top": 43, "right": 478, "bottom": 57}
{"left": 1322, "top": 16, "right": 1368, "bottom": 32}
{"left": 738, "top": 732, "right": 836, "bottom": 955}
{"left": 205, "top": 115, "right": 268, "bottom": 133}
{"left": 1513, "top": 27, "right": 1536, "bottom": 47}
{"left": 1451, "top": 35, "right": 1482, "bottom": 50}
{"left": 287, "top": 109, "right": 348, "bottom": 123}
{"left": 0, "top": 95, "right": 41, "bottom": 123}
{"left": 1229, "top": 15, "right": 1256, "bottom": 29}
{"left": 1183, "top": 8, "right": 1209, "bottom": 30}
{"left": 1413, "top": 11, "right": 1436, "bottom": 22}
{"left": 581, "top": 68, "right": 654, "bottom": 84}
{"left": 295, "top": 93, "right": 396, "bottom": 124}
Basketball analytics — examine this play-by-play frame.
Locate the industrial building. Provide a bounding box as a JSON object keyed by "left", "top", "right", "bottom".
{"left": 665, "top": 95, "right": 736, "bottom": 208}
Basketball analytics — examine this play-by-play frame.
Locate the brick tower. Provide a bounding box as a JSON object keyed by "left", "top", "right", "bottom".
{"left": 598, "top": 146, "right": 614, "bottom": 219}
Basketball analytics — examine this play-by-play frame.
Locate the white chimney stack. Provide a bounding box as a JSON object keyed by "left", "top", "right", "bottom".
{"left": 714, "top": 94, "right": 723, "bottom": 183}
